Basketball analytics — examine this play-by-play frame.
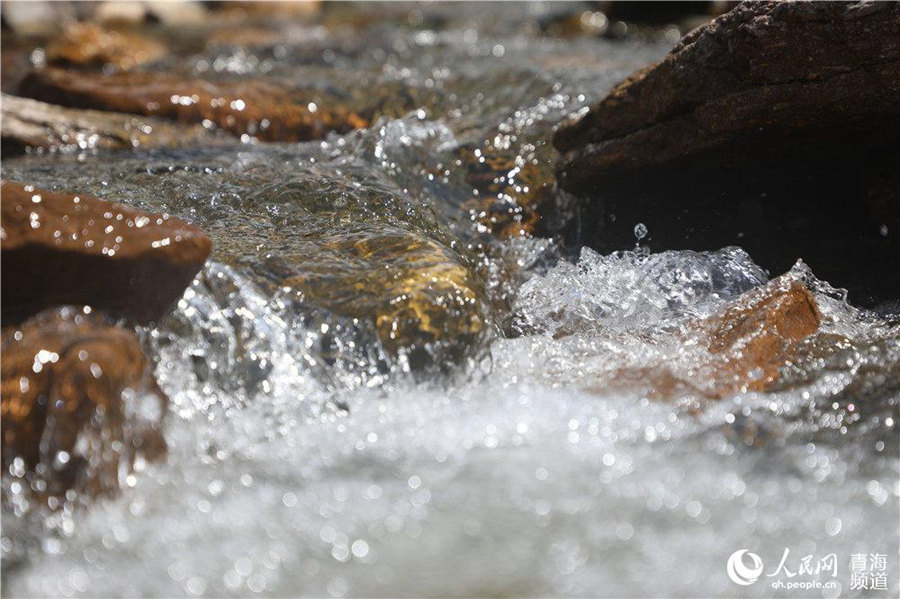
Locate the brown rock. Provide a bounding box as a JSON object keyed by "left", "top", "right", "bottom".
{"left": 702, "top": 278, "right": 821, "bottom": 393}
{"left": 1, "top": 93, "right": 230, "bottom": 155}
{"left": 1, "top": 180, "right": 212, "bottom": 324}
{"left": 1, "top": 307, "right": 167, "bottom": 499}
{"left": 600, "top": 276, "right": 821, "bottom": 400}
{"left": 551, "top": 1, "right": 900, "bottom": 305}
{"left": 554, "top": 1, "right": 900, "bottom": 181}
{"left": 18, "top": 67, "right": 369, "bottom": 142}
{"left": 458, "top": 142, "right": 555, "bottom": 239}
{"left": 46, "top": 22, "right": 166, "bottom": 70}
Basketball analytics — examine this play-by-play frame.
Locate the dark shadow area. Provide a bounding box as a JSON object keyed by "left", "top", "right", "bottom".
{"left": 562, "top": 145, "right": 900, "bottom": 309}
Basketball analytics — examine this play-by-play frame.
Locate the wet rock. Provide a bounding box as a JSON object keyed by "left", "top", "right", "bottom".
{"left": 231, "top": 175, "right": 490, "bottom": 372}
{"left": 601, "top": 274, "right": 821, "bottom": 401}
{"left": 45, "top": 22, "right": 165, "bottom": 70}
{"left": 702, "top": 277, "right": 821, "bottom": 394}
{"left": 458, "top": 142, "right": 555, "bottom": 239}
{"left": 18, "top": 67, "right": 369, "bottom": 142}
{"left": 1, "top": 307, "right": 167, "bottom": 500}
{"left": 1, "top": 94, "right": 230, "bottom": 155}
{"left": 555, "top": 1, "right": 900, "bottom": 176}
{"left": 553, "top": 1, "right": 900, "bottom": 304}
{"left": 1, "top": 180, "right": 212, "bottom": 324}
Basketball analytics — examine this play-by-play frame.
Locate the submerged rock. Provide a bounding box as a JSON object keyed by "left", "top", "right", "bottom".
{"left": 45, "top": 22, "right": 165, "bottom": 70}
{"left": 18, "top": 67, "right": 368, "bottom": 142}
{"left": 1, "top": 94, "right": 229, "bottom": 155}
{"left": 553, "top": 1, "right": 900, "bottom": 304}
{"left": 1, "top": 180, "right": 211, "bottom": 324}
{"left": 1, "top": 307, "right": 167, "bottom": 500}
{"left": 235, "top": 176, "right": 490, "bottom": 371}
{"left": 458, "top": 142, "right": 555, "bottom": 239}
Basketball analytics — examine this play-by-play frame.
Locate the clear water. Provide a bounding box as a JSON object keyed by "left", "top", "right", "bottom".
{"left": 2, "top": 3, "right": 898, "bottom": 597}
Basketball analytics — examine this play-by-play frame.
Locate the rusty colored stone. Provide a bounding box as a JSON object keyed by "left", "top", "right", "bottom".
{"left": 1, "top": 180, "right": 212, "bottom": 324}
{"left": 599, "top": 277, "right": 821, "bottom": 401}
{"left": 18, "top": 67, "right": 369, "bottom": 142}
{"left": 1, "top": 307, "right": 167, "bottom": 499}
{"left": 46, "top": 22, "right": 166, "bottom": 70}
{"left": 703, "top": 278, "right": 821, "bottom": 393}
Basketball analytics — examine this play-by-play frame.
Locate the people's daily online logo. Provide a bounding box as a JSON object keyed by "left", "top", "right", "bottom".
{"left": 726, "top": 548, "right": 889, "bottom": 591}
{"left": 727, "top": 550, "right": 764, "bottom": 586}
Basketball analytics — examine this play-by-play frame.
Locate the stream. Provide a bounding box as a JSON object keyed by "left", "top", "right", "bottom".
{"left": 2, "top": 3, "right": 898, "bottom": 597}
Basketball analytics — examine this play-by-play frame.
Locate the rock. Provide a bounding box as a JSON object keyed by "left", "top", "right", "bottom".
{"left": 602, "top": 274, "right": 821, "bottom": 400}
{"left": 457, "top": 142, "right": 555, "bottom": 239}
{"left": 1, "top": 94, "right": 230, "bottom": 155}
{"left": 1, "top": 307, "right": 167, "bottom": 499}
{"left": 207, "top": 0, "right": 320, "bottom": 20}
{"left": 1, "top": 180, "right": 212, "bottom": 324}
{"left": 702, "top": 277, "right": 820, "bottom": 394}
{"left": 555, "top": 1, "right": 900, "bottom": 177}
{"left": 45, "top": 22, "right": 165, "bottom": 70}
{"left": 553, "top": 1, "right": 900, "bottom": 305}
{"left": 0, "top": 1, "right": 74, "bottom": 36}
{"left": 236, "top": 176, "right": 490, "bottom": 371}
{"left": 18, "top": 67, "right": 369, "bottom": 142}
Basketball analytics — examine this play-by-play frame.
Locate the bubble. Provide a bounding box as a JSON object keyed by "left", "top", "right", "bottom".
{"left": 634, "top": 222, "right": 648, "bottom": 241}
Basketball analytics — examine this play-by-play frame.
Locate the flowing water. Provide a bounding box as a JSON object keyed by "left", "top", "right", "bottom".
{"left": 2, "top": 3, "right": 899, "bottom": 597}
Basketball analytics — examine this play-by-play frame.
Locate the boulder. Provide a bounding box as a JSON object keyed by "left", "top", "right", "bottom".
{"left": 554, "top": 1, "right": 900, "bottom": 177}
{"left": 45, "top": 22, "right": 165, "bottom": 70}
{"left": 18, "top": 67, "right": 369, "bottom": 142}
{"left": 1, "top": 94, "right": 230, "bottom": 155}
{"left": 1, "top": 180, "right": 212, "bottom": 324}
{"left": 1, "top": 307, "right": 167, "bottom": 499}
{"left": 552, "top": 1, "right": 900, "bottom": 305}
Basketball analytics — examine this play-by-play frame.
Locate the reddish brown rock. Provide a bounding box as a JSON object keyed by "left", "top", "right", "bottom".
{"left": 1, "top": 180, "right": 212, "bottom": 324}
{"left": 554, "top": 1, "right": 900, "bottom": 182}
{"left": 46, "top": 22, "right": 166, "bottom": 70}
{"left": 18, "top": 67, "right": 369, "bottom": 142}
{"left": 601, "top": 276, "right": 821, "bottom": 400}
{"left": 702, "top": 278, "right": 821, "bottom": 393}
{"left": 1, "top": 307, "right": 167, "bottom": 499}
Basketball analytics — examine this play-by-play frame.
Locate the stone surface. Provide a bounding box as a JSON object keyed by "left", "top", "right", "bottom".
{"left": 18, "top": 67, "right": 369, "bottom": 142}
{"left": 1, "top": 94, "right": 229, "bottom": 155}
{"left": 551, "top": 1, "right": 900, "bottom": 305}
{"left": 702, "top": 277, "right": 821, "bottom": 394}
{"left": 46, "top": 22, "right": 165, "bottom": 70}
{"left": 231, "top": 176, "right": 490, "bottom": 371}
{"left": 1, "top": 307, "right": 167, "bottom": 499}
{"left": 1, "top": 180, "right": 212, "bottom": 324}
{"left": 602, "top": 275, "right": 821, "bottom": 401}
{"left": 554, "top": 1, "right": 900, "bottom": 182}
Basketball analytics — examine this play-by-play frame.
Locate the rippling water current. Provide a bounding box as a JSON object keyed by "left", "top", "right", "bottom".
{"left": 2, "top": 4, "right": 898, "bottom": 597}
